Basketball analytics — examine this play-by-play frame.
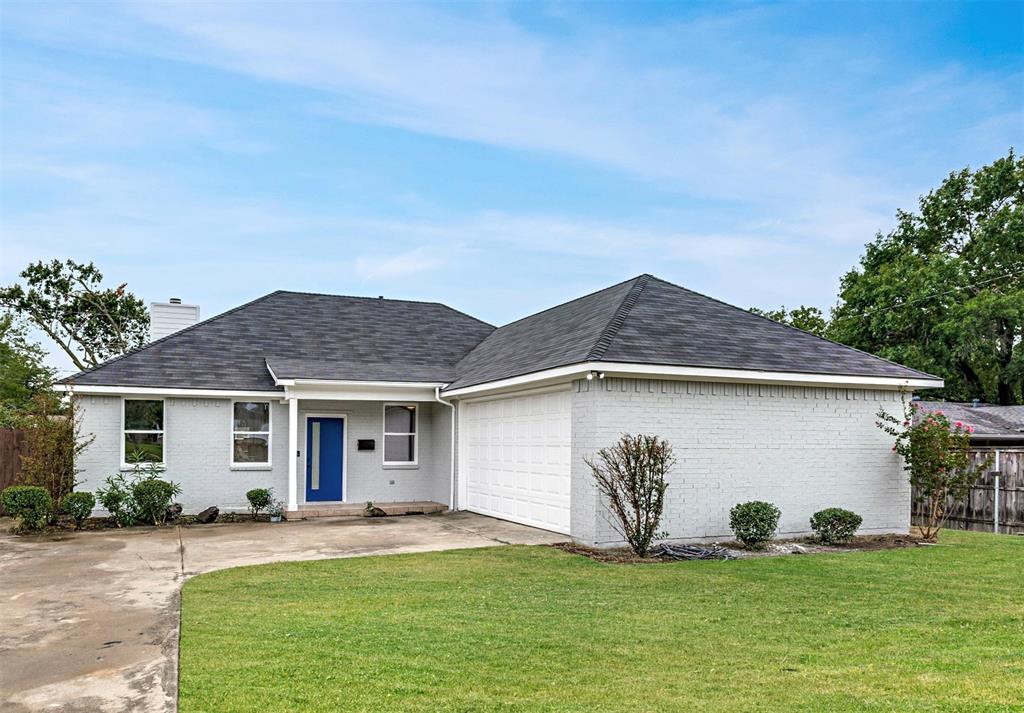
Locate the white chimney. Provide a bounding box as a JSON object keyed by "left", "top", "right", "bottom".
{"left": 150, "top": 298, "right": 200, "bottom": 341}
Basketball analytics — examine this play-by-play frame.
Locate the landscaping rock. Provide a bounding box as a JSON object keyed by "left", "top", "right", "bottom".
{"left": 195, "top": 506, "right": 219, "bottom": 524}
{"left": 165, "top": 503, "right": 183, "bottom": 522}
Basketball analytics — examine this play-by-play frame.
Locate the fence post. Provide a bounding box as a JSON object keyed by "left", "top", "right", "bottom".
{"left": 993, "top": 449, "right": 1000, "bottom": 534}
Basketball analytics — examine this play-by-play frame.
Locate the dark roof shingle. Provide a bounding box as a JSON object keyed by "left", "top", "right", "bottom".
{"left": 65, "top": 291, "right": 494, "bottom": 391}
{"left": 65, "top": 275, "right": 937, "bottom": 392}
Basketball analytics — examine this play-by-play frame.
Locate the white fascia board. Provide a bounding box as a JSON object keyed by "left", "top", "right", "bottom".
{"left": 285, "top": 381, "right": 446, "bottom": 402}
{"left": 55, "top": 384, "right": 284, "bottom": 399}
{"left": 441, "top": 361, "right": 944, "bottom": 398}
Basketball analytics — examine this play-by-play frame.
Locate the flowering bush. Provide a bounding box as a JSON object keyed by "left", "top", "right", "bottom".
{"left": 876, "top": 402, "right": 992, "bottom": 540}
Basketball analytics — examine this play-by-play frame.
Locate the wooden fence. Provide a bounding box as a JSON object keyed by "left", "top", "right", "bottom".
{"left": 0, "top": 428, "right": 25, "bottom": 493}
{"left": 913, "top": 449, "right": 1024, "bottom": 535}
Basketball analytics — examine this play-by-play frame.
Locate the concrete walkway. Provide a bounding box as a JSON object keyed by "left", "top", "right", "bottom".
{"left": 0, "top": 512, "right": 563, "bottom": 713}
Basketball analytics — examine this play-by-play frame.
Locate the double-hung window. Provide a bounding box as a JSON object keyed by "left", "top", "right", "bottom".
{"left": 232, "top": 401, "right": 271, "bottom": 466}
{"left": 123, "top": 399, "right": 164, "bottom": 465}
{"left": 383, "top": 404, "right": 417, "bottom": 465}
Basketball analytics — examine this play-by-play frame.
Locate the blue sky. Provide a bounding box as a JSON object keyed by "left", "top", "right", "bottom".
{"left": 1, "top": 1, "right": 1021, "bottom": 374}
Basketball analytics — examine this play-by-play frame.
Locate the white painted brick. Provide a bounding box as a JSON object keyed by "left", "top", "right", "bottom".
{"left": 571, "top": 378, "right": 910, "bottom": 546}
{"left": 75, "top": 396, "right": 451, "bottom": 513}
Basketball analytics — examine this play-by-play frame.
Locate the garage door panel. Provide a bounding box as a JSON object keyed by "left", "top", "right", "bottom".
{"left": 461, "top": 390, "right": 571, "bottom": 534}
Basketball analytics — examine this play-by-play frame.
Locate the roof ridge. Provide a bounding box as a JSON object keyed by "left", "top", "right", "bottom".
{"left": 274, "top": 290, "right": 496, "bottom": 328}
{"left": 587, "top": 274, "right": 650, "bottom": 361}
{"left": 486, "top": 274, "right": 644, "bottom": 331}
{"left": 644, "top": 274, "right": 941, "bottom": 381}
{"left": 61, "top": 290, "right": 286, "bottom": 384}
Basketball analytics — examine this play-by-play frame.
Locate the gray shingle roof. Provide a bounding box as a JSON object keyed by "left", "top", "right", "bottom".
{"left": 916, "top": 401, "right": 1024, "bottom": 439}
{"left": 65, "top": 291, "right": 494, "bottom": 391}
{"left": 445, "top": 274, "right": 937, "bottom": 389}
{"left": 64, "top": 274, "right": 937, "bottom": 392}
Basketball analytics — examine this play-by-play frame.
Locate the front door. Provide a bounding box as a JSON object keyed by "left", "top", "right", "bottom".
{"left": 306, "top": 417, "right": 344, "bottom": 502}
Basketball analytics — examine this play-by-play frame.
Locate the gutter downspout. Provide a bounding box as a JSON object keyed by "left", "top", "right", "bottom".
{"left": 434, "top": 386, "right": 456, "bottom": 510}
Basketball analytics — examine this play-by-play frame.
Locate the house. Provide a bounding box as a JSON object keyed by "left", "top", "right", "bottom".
{"left": 59, "top": 274, "right": 942, "bottom": 545}
{"left": 915, "top": 401, "right": 1024, "bottom": 448}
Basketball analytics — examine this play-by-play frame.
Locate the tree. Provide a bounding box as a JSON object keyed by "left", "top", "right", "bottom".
{"left": 16, "top": 395, "right": 94, "bottom": 523}
{"left": 829, "top": 150, "right": 1023, "bottom": 404}
{"left": 0, "top": 260, "right": 149, "bottom": 372}
{"left": 749, "top": 305, "right": 829, "bottom": 337}
{"left": 0, "top": 312, "right": 56, "bottom": 420}
{"left": 876, "top": 401, "right": 992, "bottom": 540}
{"left": 584, "top": 434, "right": 675, "bottom": 556}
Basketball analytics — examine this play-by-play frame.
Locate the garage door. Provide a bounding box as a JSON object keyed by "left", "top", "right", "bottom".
{"left": 460, "top": 389, "right": 572, "bottom": 534}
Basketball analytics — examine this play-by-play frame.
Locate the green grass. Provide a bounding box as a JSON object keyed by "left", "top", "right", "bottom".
{"left": 179, "top": 530, "right": 1024, "bottom": 712}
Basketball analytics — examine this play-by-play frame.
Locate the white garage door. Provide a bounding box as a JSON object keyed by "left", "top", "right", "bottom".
{"left": 460, "top": 388, "right": 572, "bottom": 534}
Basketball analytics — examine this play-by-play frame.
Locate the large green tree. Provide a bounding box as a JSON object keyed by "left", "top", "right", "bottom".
{"left": 829, "top": 150, "right": 1023, "bottom": 404}
{"left": 0, "top": 313, "right": 56, "bottom": 424}
{"left": 749, "top": 305, "right": 829, "bottom": 337}
{"left": 0, "top": 260, "right": 149, "bottom": 372}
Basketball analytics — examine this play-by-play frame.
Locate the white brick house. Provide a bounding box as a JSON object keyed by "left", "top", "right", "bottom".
{"left": 61, "top": 274, "right": 940, "bottom": 545}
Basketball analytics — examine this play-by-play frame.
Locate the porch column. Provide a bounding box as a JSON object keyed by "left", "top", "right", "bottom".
{"left": 287, "top": 397, "right": 299, "bottom": 512}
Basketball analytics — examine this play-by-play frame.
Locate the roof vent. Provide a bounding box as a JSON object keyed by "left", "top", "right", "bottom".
{"left": 150, "top": 298, "right": 200, "bottom": 342}
{"left": 971, "top": 399, "right": 980, "bottom": 408}
{"left": 378, "top": 295, "right": 384, "bottom": 300}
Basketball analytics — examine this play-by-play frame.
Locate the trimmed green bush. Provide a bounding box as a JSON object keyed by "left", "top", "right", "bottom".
{"left": 246, "top": 488, "right": 272, "bottom": 517}
{"left": 1, "top": 485, "right": 53, "bottom": 531}
{"left": 810, "top": 508, "right": 863, "bottom": 544}
{"left": 97, "top": 473, "right": 137, "bottom": 527}
{"left": 132, "top": 478, "right": 182, "bottom": 525}
{"left": 61, "top": 491, "right": 96, "bottom": 529}
{"left": 729, "top": 500, "right": 781, "bottom": 548}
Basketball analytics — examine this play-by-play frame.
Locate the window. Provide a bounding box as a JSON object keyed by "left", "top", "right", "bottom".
{"left": 123, "top": 399, "right": 164, "bottom": 464}
{"left": 232, "top": 401, "right": 271, "bottom": 465}
{"left": 383, "top": 404, "right": 417, "bottom": 464}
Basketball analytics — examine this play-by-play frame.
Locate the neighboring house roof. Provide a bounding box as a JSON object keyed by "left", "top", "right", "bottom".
{"left": 64, "top": 291, "right": 495, "bottom": 391}
{"left": 916, "top": 401, "right": 1024, "bottom": 442}
{"left": 63, "top": 274, "right": 937, "bottom": 392}
{"left": 446, "top": 274, "right": 936, "bottom": 389}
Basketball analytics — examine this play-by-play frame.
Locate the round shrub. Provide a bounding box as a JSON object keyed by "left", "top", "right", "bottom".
{"left": 729, "top": 500, "right": 781, "bottom": 548}
{"left": 246, "top": 488, "right": 272, "bottom": 516}
{"left": 131, "top": 478, "right": 181, "bottom": 525}
{"left": 810, "top": 508, "right": 863, "bottom": 544}
{"left": 61, "top": 491, "right": 96, "bottom": 529}
{"left": 1, "top": 485, "right": 53, "bottom": 531}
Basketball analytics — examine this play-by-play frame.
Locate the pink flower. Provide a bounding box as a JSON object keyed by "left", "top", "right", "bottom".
{"left": 936, "top": 410, "right": 943, "bottom": 416}
{"left": 955, "top": 421, "right": 963, "bottom": 428}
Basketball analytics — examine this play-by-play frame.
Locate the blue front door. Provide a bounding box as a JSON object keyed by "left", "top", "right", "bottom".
{"left": 306, "top": 417, "right": 344, "bottom": 502}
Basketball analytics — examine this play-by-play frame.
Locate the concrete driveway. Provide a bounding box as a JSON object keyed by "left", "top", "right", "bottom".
{"left": 0, "top": 512, "right": 563, "bottom": 713}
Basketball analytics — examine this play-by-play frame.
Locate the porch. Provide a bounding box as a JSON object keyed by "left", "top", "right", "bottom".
{"left": 280, "top": 379, "right": 455, "bottom": 514}
{"left": 287, "top": 500, "right": 447, "bottom": 519}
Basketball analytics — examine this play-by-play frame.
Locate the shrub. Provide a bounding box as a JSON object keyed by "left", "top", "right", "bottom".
{"left": 61, "top": 491, "right": 96, "bottom": 529}
{"left": 1, "top": 485, "right": 53, "bottom": 531}
{"left": 584, "top": 434, "right": 675, "bottom": 556}
{"left": 246, "top": 488, "right": 272, "bottom": 516}
{"left": 96, "top": 473, "right": 137, "bottom": 527}
{"left": 729, "top": 501, "right": 781, "bottom": 548}
{"left": 810, "top": 508, "right": 863, "bottom": 544}
{"left": 877, "top": 402, "right": 993, "bottom": 540}
{"left": 132, "top": 478, "right": 182, "bottom": 525}
{"left": 15, "top": 395, "right": 94, "bottom": 523}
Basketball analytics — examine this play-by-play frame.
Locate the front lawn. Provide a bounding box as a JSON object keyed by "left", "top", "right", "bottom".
{"left": 179, "top": 530, "right": 1023, "bottom": 711}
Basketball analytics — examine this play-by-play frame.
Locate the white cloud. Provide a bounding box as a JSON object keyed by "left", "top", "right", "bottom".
{"left": 354, "top": 246, "right": 447, "bottom": 280}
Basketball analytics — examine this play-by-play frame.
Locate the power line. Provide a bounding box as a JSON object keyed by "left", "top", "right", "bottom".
{"left": 830, "top": 267, "right": 1024, "bottom": 323}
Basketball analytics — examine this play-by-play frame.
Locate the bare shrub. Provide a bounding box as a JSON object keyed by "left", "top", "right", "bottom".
{"left": 584, "top": 434, "right": 675, "bottom": 556}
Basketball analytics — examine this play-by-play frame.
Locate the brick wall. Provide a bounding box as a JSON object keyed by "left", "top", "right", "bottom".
{"left": 76, "top": 395, "right": 450, "bottom": 513}
{"left": 571, "top": 377, "right": 910, "bottom": 546}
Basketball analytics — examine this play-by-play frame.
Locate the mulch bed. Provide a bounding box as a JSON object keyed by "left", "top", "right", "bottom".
{"left": 551, "top": 532, "right": 925, "bottom": 564}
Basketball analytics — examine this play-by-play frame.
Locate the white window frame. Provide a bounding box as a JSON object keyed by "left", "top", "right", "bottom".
{"left": 382, "top": 403, "right": 418, "bottom": 466}
{"left": 230, "top": 400, "right": 273, "bottom": 468}
{"left": 121, "top": 397, "right": 166, "bottom": 468}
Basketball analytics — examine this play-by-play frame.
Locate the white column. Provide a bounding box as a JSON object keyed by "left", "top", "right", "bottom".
{"left": 287, "top": 397, "right": 299, "bottom": 512}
